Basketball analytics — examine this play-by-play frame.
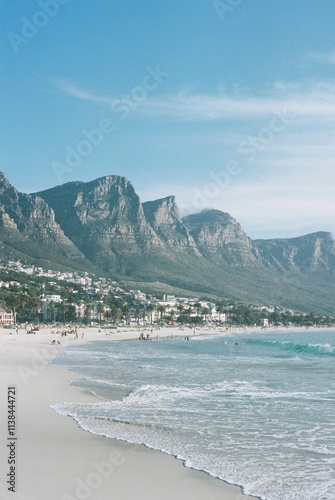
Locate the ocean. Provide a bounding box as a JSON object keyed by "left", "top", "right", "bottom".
{"left": 52, "top": 328, "right": 335, "bottom": 500}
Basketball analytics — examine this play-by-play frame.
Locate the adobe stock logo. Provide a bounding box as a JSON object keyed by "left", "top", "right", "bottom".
{"left": 7, "top": 0, "right": 71, "bottom": 54}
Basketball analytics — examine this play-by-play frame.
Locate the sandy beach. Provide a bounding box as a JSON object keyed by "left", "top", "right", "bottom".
{"left": 0, "top": 326, "right": 257, "bottom": 500}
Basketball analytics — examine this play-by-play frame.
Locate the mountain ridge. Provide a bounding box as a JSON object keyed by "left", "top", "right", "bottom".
{"left": 0, "top": 172, "right": 334, "bottom": 313}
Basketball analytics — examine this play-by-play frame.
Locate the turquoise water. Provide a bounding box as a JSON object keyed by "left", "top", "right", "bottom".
{"left": 52, "top": 329, "right": 335, "bottom": 499}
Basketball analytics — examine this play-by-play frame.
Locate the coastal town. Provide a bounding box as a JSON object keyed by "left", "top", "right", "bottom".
{"left": 0, "top": 260, "right": 333, "bottom": 329}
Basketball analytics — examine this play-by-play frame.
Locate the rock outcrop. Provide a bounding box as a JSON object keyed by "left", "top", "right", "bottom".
{"left": 0, "top": 172, "right": 82, "bottom": 256}
{"left": 143, "top": 196, "right": 199, "bottom": 252}
{"left": 255, "top": 232, "right": 335, "bottom": 272}
{"left": 183, "top": 209, "right": 260, "bottom": 266}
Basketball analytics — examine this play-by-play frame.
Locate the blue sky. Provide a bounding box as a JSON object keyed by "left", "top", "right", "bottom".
{"left": 1, "top": 0, "right": 335, "bottom": 238}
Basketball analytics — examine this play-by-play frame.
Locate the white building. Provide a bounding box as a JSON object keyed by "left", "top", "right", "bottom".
{"left": 131, "top": 290, "right": 147, "bottom": 301}
{"left": 40, "top": 294, "right": 62, "bottom": 303}
{"left": 0, "top": 308, "right": 14, "bottom": 325}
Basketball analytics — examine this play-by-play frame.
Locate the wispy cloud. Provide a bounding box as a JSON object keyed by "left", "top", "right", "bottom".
{"left": 52, "top": 78, "right": 118, "bottom": 106}
{"left": 53, "top": 78, "right": 335, "bottom": 123}
{"left": 308, "top": 51, "right": 335, "bottom": 65}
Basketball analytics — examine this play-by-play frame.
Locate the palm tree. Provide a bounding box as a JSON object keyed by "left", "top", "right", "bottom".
{"left": 217, "top": 304, "right": 225, "bottom": 323}
{"left": 17, "top": 292, "right": 28, "bottom": 322}
{"left": 96, "top": 302, "right": 105, "bottom": 326}
{"left": 104, "top": 309, "right": 112, "bottom": 322}
{"left": 121, "top": 304, "right": 131, "bottom": 325}
{"left": 146, "top": 304, "right": 155, "bottom": 324}
{"left": 194, "top": 302, "right": 202, "bottom": 316}
{"left": 109, "top": 305, "right": 121, "bottom": 325}
{"left": 7, "top": 295, "right": 20, "bottom": 324}
{"left": 177, "top": 304, "right": 184, "bottom": 319}
{"left": 203, "top": 307, "right": 210, "bottom": 322}
{"left": 29, "top": 297, "right": 40, "bottom": 324}
{"left": 157, "top": 305, "right": 166, "bottom": 324}
{"left": 141, "top": 308, "right": 146, "bottom": 324}
{"left": 135, "top": 308, "right": 142, "bottom": 325}
{"left": 84, "top": 304, "right": 93, "bottom": 325}
{"left": 60, "top": 301, "right": 68, "bottom": 324}
{"left": 48, "top": 300, "right": 56, "bottom": 323}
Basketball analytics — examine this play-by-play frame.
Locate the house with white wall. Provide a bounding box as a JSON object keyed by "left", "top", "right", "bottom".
{"left": 0, "top": 308, "right": 14, "bottom": 325}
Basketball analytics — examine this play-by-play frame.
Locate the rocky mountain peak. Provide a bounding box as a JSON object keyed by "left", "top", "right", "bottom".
{"left": 0, "top": 173, "right": 20, "bottom": 228}
{"left": 0, "top": 171, "right": 13, "bottom": 189}
{"left": 0, "top": 173, "right": 82, "bottom": 255}
{"left": 143, "top": 195, "right": 180, "bottom": 225}
{"left": 87, "top": 175, "right": 134, "bottom": 195}
{"left": 183, "top": 209, "right": 259, "bottom": 266}
{"left": 143, "top": 196, "right": 199, "bottom": 251}
{"left": 37, "top": 175, "right": 142, "bottom": 224}
{"left": 0, "top": 173, "right": 20, "bottom": 200}
{"left": 36, "top": 175, "right": 164, "bottom": 264}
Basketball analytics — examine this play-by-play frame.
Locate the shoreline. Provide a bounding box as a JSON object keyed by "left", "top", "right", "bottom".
{"left": 2, "top": 323, "right": 330, "bottom": 499}
{"left": 0, "top": 326, "right": 259, "bottom": 500}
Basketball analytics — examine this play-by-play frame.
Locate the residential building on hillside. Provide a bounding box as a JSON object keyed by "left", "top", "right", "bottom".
{"left": 40, "top": 294, "right": 62, "bottom": 303}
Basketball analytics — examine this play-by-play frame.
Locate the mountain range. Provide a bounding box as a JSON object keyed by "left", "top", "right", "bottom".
{"left": 0, "top": 172, "right": 334, "bottom": 314}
